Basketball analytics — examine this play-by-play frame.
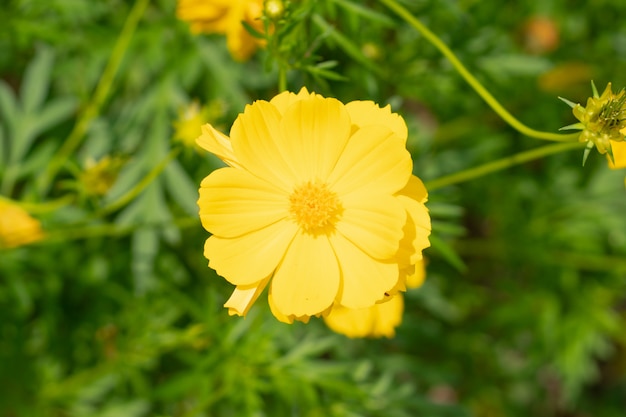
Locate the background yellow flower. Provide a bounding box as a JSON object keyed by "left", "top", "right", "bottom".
{"left": 0, "top": 200, "right": 44, "bottom": 249}
{"left": 177, "top": 0, "right": 265, "bottom": 61}
{"left": 197, "top": 88, "right": 431, "bottom": 323}
{"left": 323, "top": 260, "right": 426, "bottom": 338}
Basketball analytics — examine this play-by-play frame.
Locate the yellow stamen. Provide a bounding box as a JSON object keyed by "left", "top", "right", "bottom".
{"left": 289, "top": 180, "right": 342, "bottom": 233}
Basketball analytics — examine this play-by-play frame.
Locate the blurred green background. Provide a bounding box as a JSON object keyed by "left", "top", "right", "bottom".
{"left": 1, "top": 0, "right": 626, "bottom": 416}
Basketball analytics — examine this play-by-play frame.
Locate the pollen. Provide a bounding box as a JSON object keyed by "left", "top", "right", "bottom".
{"left": 289, "top": 180, "right": 342, "bottom": 233}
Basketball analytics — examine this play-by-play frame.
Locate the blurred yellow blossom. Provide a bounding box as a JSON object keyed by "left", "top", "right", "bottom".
{"left": 324, "top": 294, "right": 405, "bottom": 338}
{"left": 0, "top": 200, "right": 44, "bottom": 249}
{"left": 324, "top": 260, "right": 426, "bottom": 338}
{"left": 173, "top": 101, "right": 210, "bottom": 148}
{"left": 79, "top": 156, "right": 125, "bottom": 197}
{"left": 197, "top": 88, "right": 431, "bottom": 323}
{"left": 176, "top": 0, "right": 265, "bottom": 61}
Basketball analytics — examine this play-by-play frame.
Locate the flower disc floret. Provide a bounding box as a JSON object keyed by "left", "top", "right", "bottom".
{"left": 289, "top": 180, "right": 342, "bottom": 233}
{"left": 197, "top": 88, "right": 431, "bottom": 323}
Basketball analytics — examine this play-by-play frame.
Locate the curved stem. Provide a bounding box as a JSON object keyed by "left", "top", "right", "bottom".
{"left": 378, "top": 0, "right": 577, "bottom": 142}
{"left": 38, "top": 0, "right": 150, "bottom": 194}
{"left": 425, "top": 141, "right": 585, "bottom": 191}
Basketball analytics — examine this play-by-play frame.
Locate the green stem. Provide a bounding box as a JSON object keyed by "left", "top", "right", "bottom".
{"left": 278, "top": 66, "right": 287, "bottom": 92}
{"left": 42, "top": 216, "right": 198, "bottom": 242}
{"left": 0, "top": 194, "right": 74, "bottom": 214}
{"left": 39, "top": 0, "right": 150, "bottom": 194}
{"left": 425, "top": 141, "right": 584, "bottom": 191}
{"left": 96, "top": 148, "right": 180, "bottom": 216}
{"left": 378, "top": 0, "right": 577, "bottom": 142}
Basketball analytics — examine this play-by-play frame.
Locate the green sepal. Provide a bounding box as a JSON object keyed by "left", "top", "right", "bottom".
{"left": 559, "top": 122, "right": 584, "bottom": 131}
{"left": 591, "top": 80, "right": 599, "bottom": 99}
{"left": 558, "top": 96, "right": 578, "bottom": 109}
{"left": 582, "top": 141, "right": 595, "bottom": 166}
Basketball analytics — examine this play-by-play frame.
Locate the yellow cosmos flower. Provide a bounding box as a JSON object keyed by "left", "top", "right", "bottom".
{"left": 177, "top": 0, "right": 265, "bottom": 61}
{"left": 323, "top": 260, "right": 426, "bottom": 338}
{"left": 565, "top": 82, "right": 626, "bottom": 159}
{"left": 197, "top": 88, "right": 431, "bottom": 323}
{"left": 0, "top": 200, "right": 44, "bottom": 249}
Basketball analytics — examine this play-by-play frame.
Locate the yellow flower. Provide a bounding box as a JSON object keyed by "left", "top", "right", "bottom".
{"left": 0, "top": 200, "right": 44, "bottom": 249}
{"left": 173, "top": 101, "right": 210, "bottom": 148}
{"left": 197, "top": 88, "right": 431, "bottom": 323}
{"left": 324, "top": 294, "right": 405, "bottom": 338}
{"left": 177, "top": 0, "right": 265, "bottom": 61}
{"left": 608, "top": 140, "right": 626, "bottom": 169}
{"left": 570, "top": 82, "right": 626, "bottom": 156}
{"left": 79, "top": 156, "right": 125, "bottom": 197}
{"left": 323, "top": 260, "right": 426, "bottom": 338}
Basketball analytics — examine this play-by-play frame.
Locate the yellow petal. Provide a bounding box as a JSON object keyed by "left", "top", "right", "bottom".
{"left": 608, "top": 140, "right": 626, "bottom": 169}
{"left": 196, "top": 124, "right": 241, "bottom": 168}
{"left": 198, "top": 167, "right": 288, "bottom": 238}
{"left": 278, "top": 95, "right": 352, "bottom": 182}
{"left": 396, "top": 176, "right": 431, "bottom": 264}
{"left": 344, "top": 100, "right": 408, "bottom": 142}
{"left": 324, "top": 294, "right": 404, "bottom": 338}
{"left": 230, "top": 100, "right": 296, "bottom": 192}
{"left": 328, "top": 124, "right": 411, "bottom": 196}
{"left": 336, "top": 193, "right": 405, "bottom": 260}
{"left": 269, "top": 87, "right": 314, "bottom": 115}
{"left": 329, "top": 233, "right": 399, "bottom": 309}
{"left": 270, "top": 232, "right": 340, "bottom": 317}
{"left": 224, "top": 277, "right": 270, "bottom": 316}
{"left": 406, "top": 259, "right": 426, "bottom": 289}
{"left": 226, "top": 17, "right": 259, "bottom": 61}
{"left": 204, "top": 219, "right": 298, "bottom": 286}
{"left": 177, "top": 0, "right": 225, "bottom": 22}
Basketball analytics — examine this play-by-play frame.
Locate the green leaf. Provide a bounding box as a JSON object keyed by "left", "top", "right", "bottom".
{"left": 163, "top": 159, "right": 199, "bottom": 216}
{"left": 241, "top": 20, "right": 266, "bottom": 40}
{"left": 428, "top": 234, "right": 467, "bottom": 272}
{"left": 33, "top": 97, "right": 77, "bottom": 137}
{"left": 0, "top": 81, "right": 17, "bottom": 132}
{"left": 21, "top": 46, "right": 54, "bottom": 114}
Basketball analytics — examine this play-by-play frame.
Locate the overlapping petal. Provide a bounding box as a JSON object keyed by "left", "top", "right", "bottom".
{"left": 230, "top": 101, "right": 296, "bottom": 191}
{"left": 224, "top": 277, "right": 270, "bottom": 316}
{"left": 270, "top": 232, "right": 340, "bottom": 317}
{"left": 278, "top": 95, "right": 352, "bottom": 182}
{"left": 345, "top": 100, "right": 408, "bottom": 141}
{"left": 196, "top": 124, "right": 241, "bottom": 168}
{"left": 199, "top": 167, "right": 287, "bottom": 237}
{"left": 396, "top": 176, "right": 431, "bottom": 263}
{"left": 330, "top": 233, "right": 399, "bottom": 309}
{"left": 335, "top": 193, "right": 405, "bottom": 260}
{"left": 328, "top": 125, "right": 411, "bottom": 196}
{"left": 269, "top": 87, "right": 316, "bottom": 115}
{"left": 204, "top": 219, "right": 298, "bottom": 286}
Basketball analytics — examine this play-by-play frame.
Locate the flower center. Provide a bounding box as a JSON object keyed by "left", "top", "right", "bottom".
{"left": 289, "top": 180, "right": 342, "bottom": 233}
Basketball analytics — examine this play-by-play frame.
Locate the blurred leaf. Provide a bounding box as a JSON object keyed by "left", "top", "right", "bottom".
{"left": 21, "top": 46, "right": 54, "bottom": 114}
{"left": 162, "top": 158, "right": 199, "bottom": 216}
